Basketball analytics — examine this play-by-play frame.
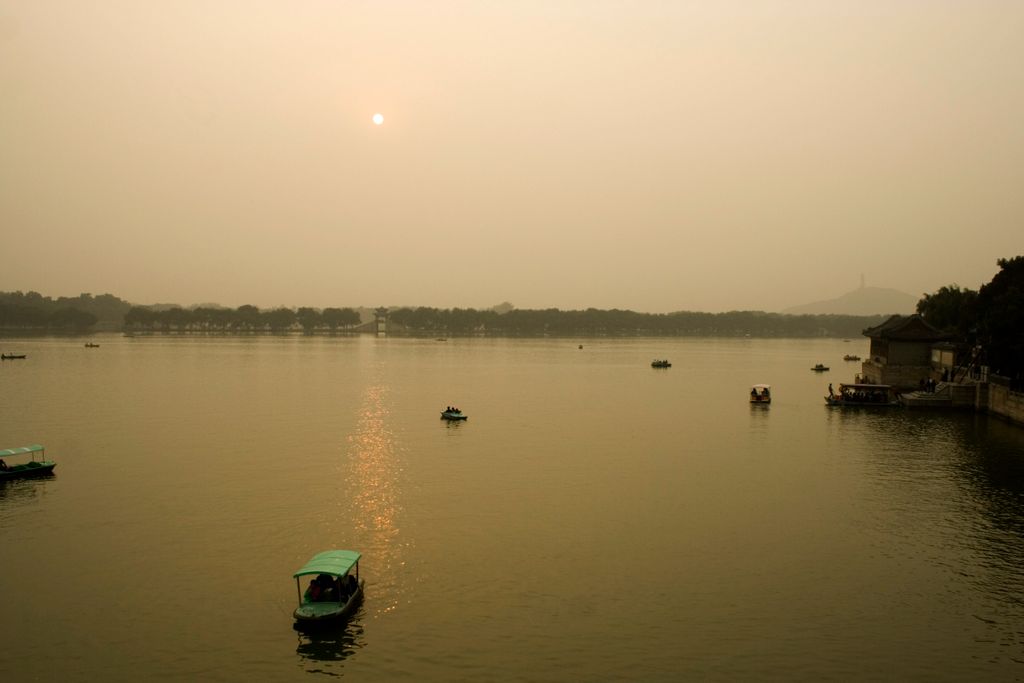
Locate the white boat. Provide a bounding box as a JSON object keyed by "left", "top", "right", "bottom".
{"left": 750, "top": 384, "right": 771, "bottom": 404}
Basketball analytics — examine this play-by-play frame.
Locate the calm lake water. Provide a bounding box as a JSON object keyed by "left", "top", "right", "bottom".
{"left": 2, "top": 334, "right": 1024, "bottom": 681}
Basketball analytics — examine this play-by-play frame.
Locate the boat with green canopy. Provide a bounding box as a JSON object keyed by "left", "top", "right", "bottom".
{"left": 0, "top": 444, "right": 56, "bottom": 482}
{"left": 293, "top": 550, "right": 364, "bottom": 624}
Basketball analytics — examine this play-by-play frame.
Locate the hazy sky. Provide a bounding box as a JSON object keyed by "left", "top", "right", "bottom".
{"left": 1, "top": 1, "right": 1021, "bottom": 312}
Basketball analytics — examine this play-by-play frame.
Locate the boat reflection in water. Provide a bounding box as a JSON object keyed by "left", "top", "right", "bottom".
{"left": 295, "top": 619, "right": 366, "bottom": 666}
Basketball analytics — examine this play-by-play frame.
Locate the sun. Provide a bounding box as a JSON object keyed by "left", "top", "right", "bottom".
{"left": 372, "top": 113, "right": 384, "bottom": 126}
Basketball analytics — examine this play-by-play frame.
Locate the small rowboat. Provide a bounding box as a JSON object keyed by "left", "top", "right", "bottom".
{"left": 1, "top": 354, "right": 27, "bottom": 360}
{"left": 825, "top": 383, "right": 899, "bottom": 407}
{"left": 441, "top": 409, "right": 468, "bottom": 421}
{"left": 750, "top": 384, "right": 771, "bottom": 404}
{"left": 651, "top": 359, "right": 671, "bottom": 368}
{"left": 293, "top": 550, "right": 365, "bottom": 625}
{"left": 811, "top": 364, "right": 829, "bottom": 372}
{"left": 0, "top": 444, "right": 56, "bottom": 482}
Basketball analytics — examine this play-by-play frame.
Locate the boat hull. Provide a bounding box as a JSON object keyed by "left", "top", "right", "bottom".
{"left": 293, "top": 580, "right": 364, "bottom": 625}
{"left": 441, "top": 412, "right": 467, "bottom": 420}
{"left": 824, "top": 397, "right": 899, "bottom": 408}
{"left": 0, "top": 461, "right": 56, "bottom": 481}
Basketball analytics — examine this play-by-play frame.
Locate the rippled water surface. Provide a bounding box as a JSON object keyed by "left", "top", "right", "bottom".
{"left": 2, "top": 335, "right": 1024, "bottom": 681}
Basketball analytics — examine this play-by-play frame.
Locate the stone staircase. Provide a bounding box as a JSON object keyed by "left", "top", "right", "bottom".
{"left": 900, "top": 381, "right": 976, "bottom": 409}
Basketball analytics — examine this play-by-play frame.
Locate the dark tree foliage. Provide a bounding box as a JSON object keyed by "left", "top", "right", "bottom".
{"left": 123, "top": 304, "right": 361, "bottom": 332}
{"left": 322, "top": 307, "right": 361, "bottom": 329}
{"left": 296, "top": 307, "right": 322, "bottom": 331}
{"left": 388, "top": 306, "right": 884, "bottom": 338}
{"left": 975, "top": 256, "right": 1024, "bottom": 379}
{"left": 263, "top": 308, "right": 297, "bottom": 330}
{"left": 0, "top": 290, "right": 129, "bottom": 329}
{"left": 235, "top": 305, "right": 263, "bottom": 330}
{"left": 916, "top": 284, "right": 978, "bottom": 337}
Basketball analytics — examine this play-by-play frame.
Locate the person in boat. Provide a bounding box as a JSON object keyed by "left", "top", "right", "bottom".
{"left": 335, "top": 576, "right": 348, "bottom": 601}
{"left": 751, "top": 388, "right": 758, "bottom": 398}
{"left": 0, "top": 459, "right": 7, "bottom": 471}
{"left": 317, "top": 574, "right": 337, "bottom": 601}
{"left": 828, "top": 383, "right": 834, "bottom": 397}
{"left": 306, "top": 577, "right": 322, "bottom": 602}
{"left": 763, "top": 387, "right": 770, "bottom": 398}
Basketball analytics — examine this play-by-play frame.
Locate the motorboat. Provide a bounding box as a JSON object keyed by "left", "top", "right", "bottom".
{"left": 811, "top": 364, "right": 829, "bottom": 372}
{"left": 441, "top": 408, "right": 468, "bottom": 421}
{"left": 750, "top": 384, "right": 771, "bottom": 404}
{"left": 825, "top": 383, "right": 899, "bottom": 407}
{"left": 0, "top": 444, "right": 56, "bottom": 481}
{"left": 651, "top": 359, "right": 671, "bottom": 368}
{"left": 293, "top": 550, "right": 365, "bottom": 625}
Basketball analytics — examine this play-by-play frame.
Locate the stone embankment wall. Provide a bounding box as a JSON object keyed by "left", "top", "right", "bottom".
{"left": 948, "top": 383, "right": 976, "bottom": 408}
{"left": 861, "top": 360, "right": 932, "bottom": 390}
{"left": 986, "top": 380, "right": 1024, "bottom": 426}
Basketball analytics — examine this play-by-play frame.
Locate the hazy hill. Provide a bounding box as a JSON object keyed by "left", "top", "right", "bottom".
{"left": 782, "top": 286, "right": 918, "bottom": 316}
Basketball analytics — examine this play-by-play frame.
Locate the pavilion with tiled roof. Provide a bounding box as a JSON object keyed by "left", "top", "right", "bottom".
{"left": 860, "top": 314, "right": 952, "bottom": 389}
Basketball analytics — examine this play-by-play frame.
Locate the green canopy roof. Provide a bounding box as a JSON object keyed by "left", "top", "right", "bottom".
{"left": 0, "top": 444, "right": 44, "bottom": 457}
{"left": 293, "top": 550, "right": 361, "bottom": 578}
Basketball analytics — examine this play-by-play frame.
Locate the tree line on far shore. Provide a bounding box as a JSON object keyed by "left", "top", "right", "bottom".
{"left": 0, "top": 291, "right": 129, "bottom": 330}
{"left": 125, "top": 304, "right": 887, "bottom": 337}
{"left": 0, "top": 289, "right": 887, "bottom": 337}
{"left": 386, "top": 307, "right": 885, "bottom": 338}
{"left": 123, "top": 305, "right": 362, "bottom": 331}
{"left": 2, "top": 255, "right": 1020, "bottom": 362}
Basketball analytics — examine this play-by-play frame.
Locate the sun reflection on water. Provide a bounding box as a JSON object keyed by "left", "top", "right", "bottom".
{"left": 346, "top": 383, "right": 405, "bottom": 616}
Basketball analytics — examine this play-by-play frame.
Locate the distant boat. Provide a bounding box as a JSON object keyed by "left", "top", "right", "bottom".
{"left": 651, "top": 359, "right": 672, "bottom": 368}
{"left": 1, "top": 354, "right": 26, "bottom": 360}
{"left": 843, "top": 354, "right": 860, "bottom": 361}
{"left": 441, "top": 408, "right": 468, "bottom": 421}
{"left": 750, "top": 384, "right": 771, "bottom": 405}
{"left": 0, "top": 444, "right": 56, "bottom": 481}
{"left": 811, "top": 364, "right": 829, "bottom": 372}
{"left": 85, "top": 343, "right": 100, "bottom": 348}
